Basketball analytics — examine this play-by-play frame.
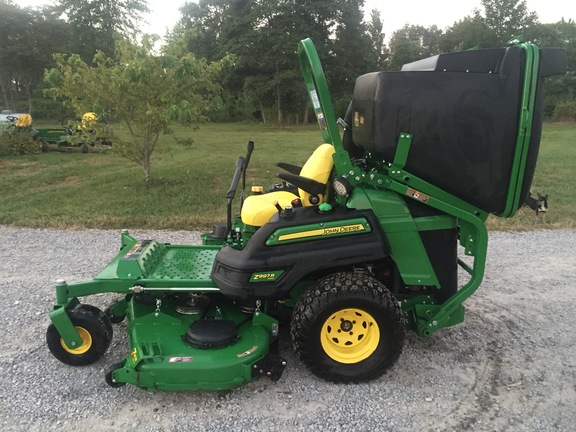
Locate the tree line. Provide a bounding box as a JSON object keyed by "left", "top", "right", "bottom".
{"left": 1, "top": 0, "right": 575, "bottom": 123}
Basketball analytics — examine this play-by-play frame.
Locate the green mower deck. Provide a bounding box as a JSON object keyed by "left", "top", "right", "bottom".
{"left": 111, "top": 297, "right": 281, "bottom": 391}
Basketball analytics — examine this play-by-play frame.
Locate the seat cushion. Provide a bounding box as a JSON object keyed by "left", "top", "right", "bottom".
{"left": 241, "top": 191, "right": 298, "bottom": 226}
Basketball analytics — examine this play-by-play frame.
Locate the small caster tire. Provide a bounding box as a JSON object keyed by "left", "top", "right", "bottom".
{"left": 46, "top": 304, "right": 113, "bottom": 366}
{"left": 105, "top": 361, "right": 127, "bottom": 388}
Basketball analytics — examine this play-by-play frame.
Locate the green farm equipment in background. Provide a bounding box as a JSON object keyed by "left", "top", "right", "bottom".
{"left": 36, "top": 112, "right": 112, "bottom": 152}
{"left": 45, "top": 37, "right": 566, "bottom": 391}
{"left": 0, "top": 111, "right": 111, "bottom": 153}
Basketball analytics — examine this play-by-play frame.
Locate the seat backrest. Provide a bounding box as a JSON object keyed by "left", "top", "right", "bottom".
{"left": 299, "top": 143, "right": 335, "bottom": 206}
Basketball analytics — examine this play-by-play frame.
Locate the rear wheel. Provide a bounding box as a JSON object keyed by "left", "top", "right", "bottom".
{"left": 46, "top": 304, "right": 113, "bottom": 366}
{"left": 291, "top": 272, "right": 405, "bottom": 383}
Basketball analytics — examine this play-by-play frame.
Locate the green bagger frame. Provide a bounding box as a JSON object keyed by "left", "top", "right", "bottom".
{"left": 46, "top": 37, "right": 567, "bottom": 392}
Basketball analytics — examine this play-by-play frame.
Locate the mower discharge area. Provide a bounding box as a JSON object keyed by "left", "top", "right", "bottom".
{"left": 46, "top": 37, "right": 567, "bottom": 392}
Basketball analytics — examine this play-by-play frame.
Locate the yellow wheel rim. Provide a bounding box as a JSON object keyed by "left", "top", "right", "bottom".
{"left": 320, "top": 308, "right": 380, "bottom": 364}
{"left": 60, "top": 326, "right": 92, "bottom": 355}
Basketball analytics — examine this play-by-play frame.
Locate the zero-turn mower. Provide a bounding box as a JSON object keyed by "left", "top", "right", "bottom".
{"left": 46, "top": 37, "right": 566, "bottom": 391}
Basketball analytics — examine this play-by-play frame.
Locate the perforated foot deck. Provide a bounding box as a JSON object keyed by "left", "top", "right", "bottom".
{"left": 150, "top": 247, "right": 220, "bottom": 281}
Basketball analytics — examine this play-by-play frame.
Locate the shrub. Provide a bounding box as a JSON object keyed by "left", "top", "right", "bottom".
{"left": 0, "top": 130, "right": 42, "bottom": 155}
{"left": 552, "top": 100, "right": 576, "bottom": 122}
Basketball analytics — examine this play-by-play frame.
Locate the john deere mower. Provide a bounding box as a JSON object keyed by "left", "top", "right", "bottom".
{"left": 46, "top": 38, "right": 566, "bottom": 391}
{"left": 36, "top": 112, "right": 112, "bottom": 151}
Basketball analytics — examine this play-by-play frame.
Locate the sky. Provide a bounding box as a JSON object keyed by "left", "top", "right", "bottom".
{"left": 15, "top": 0, "right": 576, "bottom": 43}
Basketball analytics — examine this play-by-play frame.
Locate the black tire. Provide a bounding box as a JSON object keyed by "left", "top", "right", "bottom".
{"left": 46, "top": 304, "right": 113, "bottom": 366}
{"left": 291, "top": 272, "right": 405, "bottom": 383}
{"left": 105, "top": 360, "right": 127, "bottom": 388}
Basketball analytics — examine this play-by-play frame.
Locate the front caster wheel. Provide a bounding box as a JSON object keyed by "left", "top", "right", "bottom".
{"left": 291, "top": 272, "right": 405, "bottom": 383}
{"left": 105, "top": 360, "right": 127, "bottom": 388}
{"left": 46, "top": 304, "right": 113, "bottom": 366}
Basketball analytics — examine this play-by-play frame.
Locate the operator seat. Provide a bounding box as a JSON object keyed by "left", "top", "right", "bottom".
{"left": 15, "top": 114, "right": 33, "bottom": 128}
{"left": 240, "top": 143, "right": 335, "bottom": 227}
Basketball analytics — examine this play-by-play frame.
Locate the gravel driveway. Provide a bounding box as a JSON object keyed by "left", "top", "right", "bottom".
{"left": 0, "top": 226, "right": 574, "bottom": 431}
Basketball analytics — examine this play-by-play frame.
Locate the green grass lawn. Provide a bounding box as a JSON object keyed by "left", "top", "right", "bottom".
{"left": 0, "top": 122, "right": 322, "bottom": 230}
{"left": 1, "top": 122, "right": 574, "bottom": 231}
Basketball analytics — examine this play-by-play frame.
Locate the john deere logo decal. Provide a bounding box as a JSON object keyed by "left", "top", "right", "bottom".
{"left": 277, "top": 224, "right": 366, "bottom": 242}
{"left": 320, "top": 225, "right": 364, "bottom": 236}
{"left": 265, "top": 218, "right": 371, "bottom": 246}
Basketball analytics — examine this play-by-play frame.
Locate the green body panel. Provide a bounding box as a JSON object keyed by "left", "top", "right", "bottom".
{"left": 36, "top": 127, "right": 67, "bottom": 143}
{"left": 347, "top": 188, "right": 440, "bottom": 287}
{"left": 112, "top": 298, "right": 277, "bottom": 391}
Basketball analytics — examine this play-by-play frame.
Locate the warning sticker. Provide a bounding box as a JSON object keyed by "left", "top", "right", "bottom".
{"left": 124, "top": 240, "right": 151, "bottom": 260}
{"left": 169, "top": 356, "right": 193, "bottom": 363}
{"left": 317, "top": 112, "right": 327, "bottom": 130}
{"left": 406, "top": 188, "right": 429, "bottom": 203}
{"left": 309, "top": 90, "right": 321, "bottom": 110}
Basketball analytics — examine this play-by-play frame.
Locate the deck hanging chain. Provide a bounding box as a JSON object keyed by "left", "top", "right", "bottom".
{"left": 155, "top": 298, "right": 162, "bottom": 317}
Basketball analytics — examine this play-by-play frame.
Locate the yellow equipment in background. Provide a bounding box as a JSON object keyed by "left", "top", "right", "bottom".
{"left": 15, "top": 114, "right": 33, "bottom": 128}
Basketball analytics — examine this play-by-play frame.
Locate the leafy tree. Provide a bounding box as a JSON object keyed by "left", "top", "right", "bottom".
{"left": 0, "top": 1, "right": 71, "bottom": 114}
{"left": 331, "top": 0, "right": 373, "bottom": 102}
{"left": 169, "top": 0, "right": 229, "bottom": 61}
{"left": 529, "top": 19, "right": 576, "bottom": 117}
{"left": 475, "top": 0, "right": 538, "bottom": 44}
{"left": 439, "top": 15, "right": 500, "bottom": 52}
{"left": 386, "top": 24, "right": 444, "bottom": 70}
{"left": 45, "top": 37, "right": 228, "bottom": 183}
{"left": 169, "top": 0, "right": 341, "bottom": 124}
{"left": 366, "top": 9, "right": 386, "bottom": 69}
{"left": 51, "top": 0, "right": 149, "bottom": 59}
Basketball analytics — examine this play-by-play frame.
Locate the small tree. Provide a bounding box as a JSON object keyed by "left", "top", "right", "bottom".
{"left": 45, "top": 37, "right": 227, "bottom": 183}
